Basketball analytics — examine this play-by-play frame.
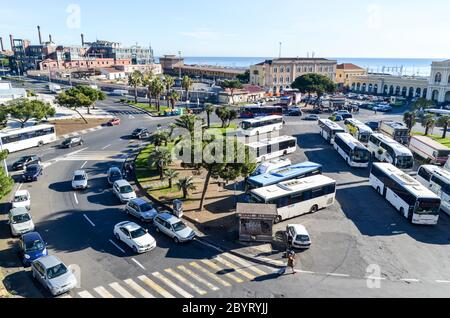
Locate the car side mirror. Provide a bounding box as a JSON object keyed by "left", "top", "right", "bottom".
{"left": 145, "top": 229, "right": 149, "bottom": 233}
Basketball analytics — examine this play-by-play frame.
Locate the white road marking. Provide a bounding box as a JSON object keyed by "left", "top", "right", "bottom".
{"left": 152, "top": 272, "right": 193, "bottom": 298}
{"left": 109, "top": 282, "right": 135, "bottom": 298}
{"left": 436, "top": 280, "right": 450, "bottom": 284}
{"left": 189, "top": 262, "right": 231, "bottom": 287}
{"left": 124, "top": 279, "right": 155, "bottom": 298}
{"left": 73, "top": 193, "right": 79, "bottom": 205}
{"left": 401, "top": 278, "right": 420, "bottom": 283}
{"left": 366, "top": 276, "right": 386, "bottom": 281}
{"left": 298, "top": 270, "right": 315, "bottom": 274}
{"left": 327, "top": 273, "right": 351, "bottom": 278}
{"left": 177, "top": 265, "right": 219, "bottom": 291}
{"left": 221, "top": 253, "right": 268, "bottom": 276}
{"left": 109, "top": 239, "right": 126, "bottom": 254}
{"left": 102, "top": 144, "right": 112, "bottom": 150}
{"left": 94, "top": 286, "right": 114, "bottom": 298}
{"left": 83, "top": 214, "right": 96, "bottom": 227}
{"left": 17, "top": 183, "right": 23, "bottom": 191}
{"left": 80, "top": 161, "right": 88, "bottom": 169}
{"left": 131, "top": 258, "right": 146, "bottom": 270}
{"left": 201, "top": 259, "right": 244, "bottom": 284}
{"left": 138, "top": 275, "right": 175, "bottom": 298}
{"left": 214, "top": 256, "right": 256, "bottom": 280}
{"left": 195, "top": 238, "right": 224, "bottom": 253}
{"left": 58, "top": 294, "right": 72, "bottom": 298}
{"left": 78, "top": 291, "right": 94, "bottom": 298}
{"left": 164, "top": 268, "right": 207, "bottom": 295}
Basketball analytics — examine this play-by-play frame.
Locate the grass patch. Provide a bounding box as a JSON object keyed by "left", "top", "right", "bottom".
{"left": 412, "top": 132, "right": 450, "bottom": 147}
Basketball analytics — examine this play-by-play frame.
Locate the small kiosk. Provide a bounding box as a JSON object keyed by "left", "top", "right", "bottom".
{"left": 236, "top": 203, "right": 277, "bottom": 243}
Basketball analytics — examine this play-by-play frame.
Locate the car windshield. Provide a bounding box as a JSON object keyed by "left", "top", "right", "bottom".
{"left": 130, "top": 228, "right": 147, "bottom": 239}
{"left": 172, "top": 221, "right": 187, "bottom": 232}
{"left": 26, "top": 166, "right": 37, "bottom": 172}
{"left": 25, "top": 239, "right": 44, "bottom": 252}
{"left": 110, "top": 170, "right": 122, "bottom": 179}
{"left": 139, "top": 203, "right": 154, "bottom": 212}
{"left": 12, "top": 213, "right": 31, "bottom": 224}
{"left": 134, "top": 129, "right": 143, "bottom": 134}
{"left": 296, "top": 235, "right": 310, "bottom": 242}
{"left": 47, "top": 263, "right": 68, "bottom": 280}
{"left": 63, "top": 139, "right": 71, "bottom": 144}
{"left": 74, "top": 174, "right": 86, "bottom": 181}
{"left": 120, "top": 185, "right": 133, "bottom": 194}
{"left": 14, "top": 195, "right": 28, "bottom": 202}
{"left": 17, "top": 157, "right": 29, "bottom": 163}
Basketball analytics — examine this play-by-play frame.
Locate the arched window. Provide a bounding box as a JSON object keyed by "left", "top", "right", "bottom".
{"left": 280, "top": 67, "right": 284, "bottom": 73}
{"left": 435, "top": 72, "right": 442, "bottom": 83}
{"left": 273, "top": 77, "right": 277, "bottom": 84}
{"left": 448, "top": 75, "right": 450, "bottom": 84}
{"left": 286, "top": 67, "right": 290, "bottom": 73}
{"left": 304, "top": 66, "right": 308, "bottom": 72}
{"left": 280, "top": 76, "right": 284, "bottom": 83}
{"left": 273, "top": 67, "right": 278, "bottom": 73}
{"left": 416, "top": 87, "right": 421, "bottom": 97}
{"left": 286, "top": 77, "right": 290, "bottom": 83}
{"left": 432, "top": 90, "right": 439, "bottom": 101}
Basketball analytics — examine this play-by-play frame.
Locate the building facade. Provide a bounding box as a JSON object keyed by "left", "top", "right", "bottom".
{"left": 86, "top": 40, "right": 154, "bottom": 65}
{"left": 336, "top": 63, "right": 367, "bottom": 88}
{"left": 0, "top": 81, "right": 27, "bottom": 103}
{"left": 426, "top": 60, "right": 450, "bottom": 103}
{"left": 249, "top": 58, "right": 337, "bottom": 95}
{"left": 218, "top": 84, "right": 266, "bottom": 104}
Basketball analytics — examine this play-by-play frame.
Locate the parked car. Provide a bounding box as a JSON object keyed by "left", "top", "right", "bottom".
{"left": 303, "top": 114, "right": 319, "bottom": 121}
{"left": 61, "top": 137, "right": 83, "bottom": 149}
{"left": 154, "top": 213, "right": 196, "bottom": 243}
{"left": 11, "top": 190, "right": 31, "bottom": 210}
{"left": 107, "top": 118, "right": 121, "bottom": 126}
{"left": 31, "top": 255, "right": 77, "bottom": 296}
{"left": 341, "top": 113, "right": 353, "bottom": 120}
{"left": 131, "top": 128, "right": 150, "bottom": 139}
{"left": 125, "top": 198, "right": 158, "bottom": 223}
{"left": 12, "top": 155, "right": 41, "bottom": 171}
{"left": 286, "top": 224, "right": 311, "bottom": 249}
{"left": 287, "top": 107, "right": 303, "bottom": 116}
{"left": 8, "top": 207, "right": 35, "bottom": 237}
{"left": 71, "top": 170, "right": 88, "bottom": 190}
{"left": 329, "top": 115, "right": 343, "bottom": 122}
{"left": 113, "top": 221, "right": 156, "bottom": 254}
{"left": 107, "top": 167, "right": 123, "bottom": 186}
{"left": 113, "top": 180, "right": 137, "bottom": 203}
{"left": 23, "top": 164, "right": 43, "bottom": 182}
{"left": 20, "top": 232, "right": 48, "bottom": 266}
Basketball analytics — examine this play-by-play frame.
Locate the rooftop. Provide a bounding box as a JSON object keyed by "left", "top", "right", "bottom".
{"left": 236, "top": 203, "right": 277, "bottom": 216}
{"left": 337, "top": 63, "right": 365, "bottom": 70}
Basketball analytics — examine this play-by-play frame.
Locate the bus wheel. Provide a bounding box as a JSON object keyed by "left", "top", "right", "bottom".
{"left": 283, "top": 151, "right": 288, "bottom": 156}
{"left": 274, "top": 216, "right": 282, "bottom": 224}
{"left": 400, "top": 207, "right": 405, "bottom": 217}
{"left": 38, "top": 141, "right": 44, "bottom": 147}
{"left": 377, "top": 187, "right": 381, "bottom": 195}
{"left": 310, "top": 205, "right": 319, "bottom": 214}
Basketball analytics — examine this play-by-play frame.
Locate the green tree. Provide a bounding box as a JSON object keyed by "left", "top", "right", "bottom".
{"left": 205, "top": 104, "right": 215, "bottom": 128}
{"left": 181, "top": 76, "right": 193, "bottom": 102}
{"left": 164, "top": 75, "right": 175, "bottom": 106}
{"left": 164, "top": 169, "right": 179, "bottom": 189}
{"left": 149, "top": 147, "right": 173, "bottom": 180}
{"left": 437, "top": 115, "right": 450, "bottom": 139}
{"left": 168, "top": 123, "right": 177, "bottom": 140}
{"left": 403, "top": 111, "right": 416, "bottom": 132}
{"left": 168, "top": 90, "right": 180, "bottom": 110}
{"left": 76, "top": 85, "right": 106, "bottom": 110}
{"left": 143, "top": 71, "right": 154, "bottom": 107}
{"left": 6, "top": 99, "right": 56, "bottom": 128}
{"left": 177, "top": 176, "right": 197, "bottom": 199}
{"left": 215, "top": 107, "right": 237, "bottom": 128}
{"left": 220, "top": 80, "right": 243, "bottom": 105}
{"left": 413, "top": 98, "right": 434, "bottom": 111}
{"left": 152, "top": 130, "right": 169, "bottom": 147}
{"left": 128, "top": 70, "right": 143, "bottom": 104}
{"left": 0, "top": 150, "right": 14, "bottom": 200}
{"left": 150, "top": 77, "right": 165, "bottom": 112}
{"left": 421, "top": 114, "right": 436, "bottom": 136}
{"left": 175, "top": 114, "right": 202, "bottom": 136}
{"left": 56, "top": 87, "right": 94, "bottom": 124}
{"left": 291, "top": 73, "right": 336, "bottom": 106}
{"left": 236, "top": 70, "right": 250, "bottom": 84}
{"left": 0, "top": 107, "right": 8, "bottom": 128}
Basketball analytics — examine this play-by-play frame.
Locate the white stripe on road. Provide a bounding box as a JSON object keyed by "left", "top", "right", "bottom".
{"left": 189, "top": 262, "right": 231, "bottom": 287}
{"left": 124, "top": 279, "right": 155, "bottom": 298}
{"left": 366, "top": 276, "right": 386, "bottom": 280}
{"left": 109, "top": 282, "right": 135, "bottom": 298}
{"left": 80, "top": 161, "right": 88, "bottom": 169}
{"left": 78, "top": 291, "right": 94, "bottom": 298}
{"left": 327, "top": 273, "right": 351, "bottom": 278}
{"left": 94, "top": 286, "right": 114, "bottom": 298}
{"left": 401, "top": 278, "right": 420, "bottom": 283}
{"left": 138, "top": 275, "right": 175, "bottom": 298}
{"left": 109, "top": 239, "right": 126, "bottom": 254}
{"left": 83, "top": 214, "right": 96, "bottom": 227}
{"left": 164, "top": 268, "right": 207, "bottom": 296}
{"left": 17, "top": 183, "right": 23, "bottom": 191}
{"left": 221, "top": 253, "right": 268, "bottom": 276}
{"left": 177, "top": 265, "right": 219, "bottom": 291}
{"left": 436, "top": 280, "right": 450, "bottom": 284}
{"left": 152, "top": 272, "right": 193, "bottom": 298}
{"left": 102, "top": 144, "right": 112, "bottom": 150}
{"left": 201, "top": 259, "right": 244, "bottom": 284}
{"left": 298, "top": 270, "right": 315, "bottom": 274}
{"left": 214, "top": 256, "right": 256, "bottom": 280}
{"left": 73, "top": 193, "right": 79, "bottom": 205}
{"left": 131, "top": 258, "right": 146, "bottom": 270}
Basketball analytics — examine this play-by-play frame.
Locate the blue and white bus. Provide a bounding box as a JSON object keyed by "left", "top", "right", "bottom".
{"left": 247, "top": 161, "right": 323, "bottom": 190}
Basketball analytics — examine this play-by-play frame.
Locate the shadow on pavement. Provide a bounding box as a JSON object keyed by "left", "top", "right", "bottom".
{"left": 2, "top": 270, "right": 45, "bottom": 298}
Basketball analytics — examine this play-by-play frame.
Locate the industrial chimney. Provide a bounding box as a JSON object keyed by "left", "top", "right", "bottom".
{"left": 81, "top": 33, "right": 85, "bottom": 46}
{"left": 0, "top": 37, "right": 4, "bottom": 51}
{"left": 37, "top": 25, "right": 42, "bottom": 44}
{"left": 9, "top": 34, "right": 14, "bottom": 50}
{"left": 49, "top": 34, "right": 52, "bottom": 43}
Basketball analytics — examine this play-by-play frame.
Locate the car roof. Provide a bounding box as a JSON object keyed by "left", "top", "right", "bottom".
{"left": 114, "top": 179, "right": 131, "bottom": 187}
{"left": 10, "top": 207, "right": 29, "bottom": 216}
{"left": 22, "top": 232, "right": 43, "bottom": 242}
{"left": 109, "top": 167, "right": 121, "bottom": 172}
{"left": 118, "top": 221, "right": 141, "bottom": 232}
{"left": 37, "top": 255, "right": 62, "bottom": 268}
{"left": 27, "top": 164, "right": 39, "bottom": 169}
{"left": 156, "top": 212, "right": 179, "bottom": 224}
{"left": 15, "top": 190, "right": 29, "bottom": 197}
{"left": 131, "top": 198, "right": 149, "bottom": 205}
{"left": 74, "top": 170, "right": 86, "bottom": 175}
{"left": 288, "top": 224, "right": 309, "bottom": 235}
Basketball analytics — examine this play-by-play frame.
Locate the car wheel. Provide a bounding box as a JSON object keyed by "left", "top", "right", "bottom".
{"left": 38, "top": 141, "right": 44, "bottom": 147}
{"left": 174, "top": 237, "right": 179, "bottom": 244}
{"left": 115, "top": 233, "right": 120, "bottom": 241}
{"left": 310, "top": 205, "right": 319, "bottom": 214}
{"left": 32, "top": 270, "right": 36, "bottom": 280}
{"left": 377, "top": 187, "right": 381, "bottom": 195}
{"left": 133, "top": 245, "right": 139, "bottom": 254}
{"left": 274, "top": 216, "right": 282, "bottom": 224}
{"left": 155, "top": 227, "right": 160, "bottom": 233}
{"left": 140, "top": 217, "right": 145, "bottom": 223}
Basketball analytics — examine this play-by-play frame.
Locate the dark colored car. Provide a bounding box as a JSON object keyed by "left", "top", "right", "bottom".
{"left": 303, "top": 115, "right": 319, "bottom": 121}
{"left": 366, "top": 121, "right": 380, "bottom": 131}
{"left": 132, "top": 128, "right": 150, "bottom": 139}
{"left": 287, "top": 108, "right": 303, "bottom": 116}
{"left": 61, "top": 137, "right": 83, "bottom": 148}
{"left": 12, "top": 155, "right": 41, "bottom": 171}
{"left": 107, "top": 167, "right": 123, "bottom": 186}
{"left": 341, "top": 113, "right": 353, "bottom": 120}
{"left": 23, "top": 164, "right": 43, "bottom": 182}
{"left": 20, "top": 232, "right": 48, "bottom": 266}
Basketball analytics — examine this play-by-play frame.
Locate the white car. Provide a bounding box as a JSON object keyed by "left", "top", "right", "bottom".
{"left": 125, "top": 198, "right": 158, "bottom": 222}
{"left": 153, "top": 213, "right": 196, "bottom": 243}
{"left": 113, "top": 180, "right": 137, "bottom": 203}
{"left": 113, "top": 221, "right": 156, "bottom": 254}
{"left": 11, "top": 190, "right": 31, "bottom": 210}
{"left": 71, "top": 170, "right": 88, "bottom": 190}
{"left": 8, "top": 207, "right": 35, "bottom": 237}
{"left": 286, "top": 224, "right": 311, "bottom": 249}
{"left": 31, "top": 255, "right": 77, "bottom": 296}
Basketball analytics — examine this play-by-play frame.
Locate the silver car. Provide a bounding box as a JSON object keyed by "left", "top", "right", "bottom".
{"left": 31, "top": 255, "right": 77, "bottom": 296}
{"left": 125, "top": 198, "right": 158, "bottom": 222}
{"left": 71, "top": 170, "right": 88, "bottom": 190}
{"left": 154, "top": 213, "right": 196, "bottom": 244}
{"left": 8, "top": 207, "right": 35, "bottom": 237}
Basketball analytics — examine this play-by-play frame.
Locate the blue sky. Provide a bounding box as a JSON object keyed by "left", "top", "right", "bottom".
{"left": 1, "top": 0, "right": 449, "bottom": 58}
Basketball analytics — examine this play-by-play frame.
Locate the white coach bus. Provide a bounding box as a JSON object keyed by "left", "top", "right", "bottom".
{"left": 334, "top": 133, "right": 371, "bottom": 168}
{"left": 318, "top": 119, "right": 345, "bottom": 145}
{"left": 246, "top": 136, "right": 297, "bottom": 163}
{"left": 240, "top": 115, "right": 284, "bottom": 137}
{"left": 0, "top": 124, "right": 57, "bottom": 154}
{"left": 416, "top": 165, "right": 450, "bottom": 216}
{"left": 344, "top": 118, "right": 373, "bottom": 144}
{"left": 370, "top": 163, "right": 441, "bottom": 225}
{"left": 368, "top": 133, "right": 414, "bottom": 170}
{"left": 249, "top": 175, "right": 336, "bottom": 223}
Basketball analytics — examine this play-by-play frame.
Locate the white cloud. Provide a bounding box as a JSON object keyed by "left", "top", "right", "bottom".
{"left": 367, "top": 4, "right": 382, "bottom": 30}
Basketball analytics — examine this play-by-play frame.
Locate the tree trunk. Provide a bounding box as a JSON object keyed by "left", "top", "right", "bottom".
{"left": 74, "top": 109, "right": 88, "bottom": 124}
{"left": 148, "top": 89, "right": 152, "bottom": 107}
{"left": 199, "top": 170, "right": 211, "bottom": 211}
{"left": 425, "top": 127, "right": 429, "bottom": 136}
{"left": 87, "top": 106, "right": 91, "bottom": 115}
{"left": 183, "top": 189, "right": 187, "bottom": 199}
{"left": 169, "top": 179, "right": 172, "bottom": 189}
{"left": 134, "top": 87, "right": 138, "bottom": 104}
{"left": 443, "top": 124, "right": 448, "bottom": 139}
{"left": 159, "top": 166, "right": 164, "bottom": 180}
{"left": 207, "top": 113, "right": 211, "bottom": 128}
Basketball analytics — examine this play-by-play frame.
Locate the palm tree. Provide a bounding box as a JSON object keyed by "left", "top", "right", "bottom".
{"left": 152, "top": 130, "right": 169, "bottom": 147}
{"left": 143, "top": 72, "right": 154, "bottom": 107}
{"left": 181, "top": 76, "right": 193, "bottom": 102}
{"left": 176, "top": 176, "right": 197, "bottom": 199}
{"left": 422, "top": 114, "right": 436, "bottom": 136}
{"left": 128, "top": 70, "right": 143, "bottom": 104}
{"left": 168, "top": 123, "right": 177, "bottom": 140}
{"left": 164, "top": 75, "right": 175, "bottom": 106}
{"left": 149, "top": 147, "right": 173, "bottom": 180}
{"left": 150, "top": 77, "right": 165, "bottom": 112}
{"left": 168, "top": 90, "right": 180, "bottom": 110}
{"left": 175, "top": 114, "right": 198, "bottom": 135}
{"left": 403, "top": 111, "right": 416, "bottom": 132}
{"left": 164, "top": 169, "right": 179, "bottom": 189}
{"left": 437, "top": 115, "right": 450, "bottom": 139}
{"left": 205, "top": 104, "right": 215, "bottom": 128}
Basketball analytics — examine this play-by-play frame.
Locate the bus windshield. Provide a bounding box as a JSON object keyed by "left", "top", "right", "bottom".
{"left": 241, "top": 122, "right": 252, "bottom": 130}
{"left": 397, "top": 156, "right": 414, "bottom": 169}
{"left": 415, "top": 199, "right": 441, "bottom": 215}
{"left": 352, "top": 148, "right": 370, "bottom": 163}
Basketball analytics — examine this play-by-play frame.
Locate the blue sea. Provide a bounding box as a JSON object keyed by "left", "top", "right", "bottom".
{"left": 158, "top": 56, "right": 447, "bottom": 77}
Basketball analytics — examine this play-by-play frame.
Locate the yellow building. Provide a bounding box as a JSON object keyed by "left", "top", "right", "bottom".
{"left": 336, "top": 63, "right": 367, "bottom": 88}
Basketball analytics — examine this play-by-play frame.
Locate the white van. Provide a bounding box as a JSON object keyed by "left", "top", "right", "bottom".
{"left": 252, "top": 158, "right": 292, "bottom": 176}
{"left": 286, "top": 224, "right": 311, "bottom": 249}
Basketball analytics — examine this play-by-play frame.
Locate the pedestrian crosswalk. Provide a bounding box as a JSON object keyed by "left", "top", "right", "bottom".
{"left": 59, "top": 151, "right": 129, "bottom": 162}
{"left": 63, "top": 252, "right": 278, "bottom": 298}
{"left": 107, "top": 110, "right": 147, "bottom": 116}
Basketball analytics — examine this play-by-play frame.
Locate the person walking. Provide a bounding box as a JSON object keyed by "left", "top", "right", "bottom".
{"left": 287, "top": 250, "right": 297, "bottom": 275}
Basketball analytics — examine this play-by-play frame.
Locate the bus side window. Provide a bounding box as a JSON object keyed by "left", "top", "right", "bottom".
{"left": 418, "top": 168, "right": 432, "bottom": 182}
